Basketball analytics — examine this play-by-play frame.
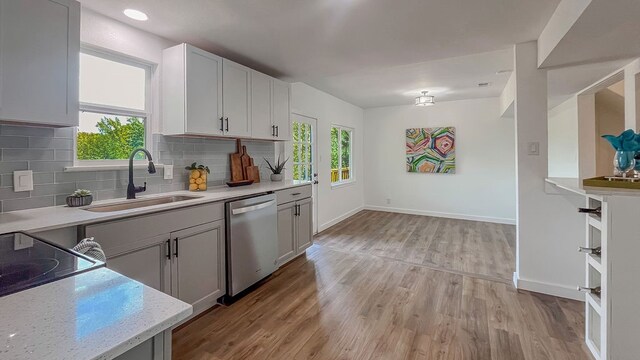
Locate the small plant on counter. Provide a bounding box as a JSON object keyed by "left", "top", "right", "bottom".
{"left": 264, "top": 156, "right": 288, "bottom": 181}
{"left": 66, "top": 189, "right": 93, "bottom": 207}
{"left": 185, "top": 162, "right": 210, "bottom": 191}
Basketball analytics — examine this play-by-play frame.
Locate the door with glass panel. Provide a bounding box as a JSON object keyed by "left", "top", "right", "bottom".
{"left": 291, "top": 114, "right": 318, "bottom": 234}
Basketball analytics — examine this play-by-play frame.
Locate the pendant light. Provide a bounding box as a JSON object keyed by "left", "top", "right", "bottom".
{"left": 415, "top": 91, "right": 435, "bottom": 106}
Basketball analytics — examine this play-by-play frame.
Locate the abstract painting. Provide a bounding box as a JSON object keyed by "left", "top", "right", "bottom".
{"left": 406, "top": 127, "right": 455, "bottom": 173}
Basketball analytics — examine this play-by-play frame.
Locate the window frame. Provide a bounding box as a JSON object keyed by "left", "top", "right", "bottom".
{"left": 73, "top": 45, "right": 154, "bottom": 167}
{"left": 330, "top": 124, "right": 355, "bottom": 187}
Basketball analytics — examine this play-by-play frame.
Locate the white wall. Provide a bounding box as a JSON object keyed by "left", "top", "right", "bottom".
{"left": 513, "top": 42, "right": 584, "bottom": 300}
{"left": 363, "top": 98, "right": 516, "bottom": 224}
{"left": 290, "top": 83, "right": 365, "bottom": 231}
{"left": 548, "top": 96, "right": 580, "bottom": 178}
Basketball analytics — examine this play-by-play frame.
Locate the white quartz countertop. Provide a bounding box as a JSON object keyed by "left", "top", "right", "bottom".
{"left": 0, "top": 180, "right": 311, "bottom": 234}
{"left": 0, "top": 268, "right": 192, "bottom": 360}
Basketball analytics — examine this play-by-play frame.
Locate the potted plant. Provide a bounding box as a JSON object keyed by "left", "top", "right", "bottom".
{"left": 185, "top": 162, "right": 210, "bottom": 191}
{"left": 66, "top": 189, "right": 93, "bottom": 207}
{"left": 264, "top": 156, "right": 288, "bottom": 181}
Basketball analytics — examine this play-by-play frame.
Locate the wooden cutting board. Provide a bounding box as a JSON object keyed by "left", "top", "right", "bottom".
{"left": 245, "top": 158, "right": 260, "bottom": 183}
{"left": 230, "top": 139, "right": 244, "bottom": 182}
{"left": 240, "top": 145, "right": 252, "bottom": 178}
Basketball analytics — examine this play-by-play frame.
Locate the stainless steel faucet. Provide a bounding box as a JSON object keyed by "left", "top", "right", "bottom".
{"left": 127, "top": 148, "right": 156, "bottom": 199}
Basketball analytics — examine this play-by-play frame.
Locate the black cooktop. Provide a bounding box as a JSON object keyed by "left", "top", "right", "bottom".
{"left": 0, "top": 232, "right": 104, "bottom": 297}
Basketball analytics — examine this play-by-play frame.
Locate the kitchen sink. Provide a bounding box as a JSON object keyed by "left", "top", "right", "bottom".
{"left": 83, "top": 195, "right": 203, "bottom": 212}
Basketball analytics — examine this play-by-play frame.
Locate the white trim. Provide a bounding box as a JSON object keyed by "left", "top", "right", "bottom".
{"left": 364, "top": 205, "right": 516, "bottom": 225}
{"left": 318, "top": 206, "right": 364, "bottom": 232}
{"left": 330, "top": 179, "right": 356, "bottom": 189}
{"left": 516, "top": 276, "right": 584, "bottom": 301}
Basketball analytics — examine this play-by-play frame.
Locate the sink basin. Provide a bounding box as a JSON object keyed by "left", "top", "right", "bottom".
{"left": 84, "top": 195, "right": 203, "bottom": 212}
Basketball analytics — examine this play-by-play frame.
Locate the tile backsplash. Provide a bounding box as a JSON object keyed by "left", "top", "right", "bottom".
{"left": 0, "top": 125, "right": 275, "bottom": 213}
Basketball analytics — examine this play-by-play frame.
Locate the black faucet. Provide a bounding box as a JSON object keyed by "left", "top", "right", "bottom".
{"left": 127, "top": 148, "right": 156, "bottom": 199}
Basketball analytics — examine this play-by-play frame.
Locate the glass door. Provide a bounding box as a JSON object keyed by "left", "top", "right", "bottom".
{"left": 291, "top": 114, "right": 318, "bottom": 234}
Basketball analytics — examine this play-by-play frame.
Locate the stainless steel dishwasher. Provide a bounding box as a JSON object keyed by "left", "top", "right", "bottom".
{"left": 225, "top": 193, "right": 278, "bottom": 300}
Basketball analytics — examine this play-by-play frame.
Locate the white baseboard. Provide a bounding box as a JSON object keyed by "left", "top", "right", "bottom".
{"left": 318, "top": 206, "right": 365, "bottom": 232}
{"left": 363, "top": 205, "right": 516, "bottom": 225}
{"left": 516, "top": 276, "right": 584, "bottom": 301}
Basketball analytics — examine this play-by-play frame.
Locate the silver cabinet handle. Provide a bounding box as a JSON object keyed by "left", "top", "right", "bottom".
{"left": 291, "top": 192, "right": 301, "bottom": 196}
{"left": 232, "top": 200, "right": 276, "bottom": 215}
{"left": 578, "top": 246, "right": 602, "bottom": 256}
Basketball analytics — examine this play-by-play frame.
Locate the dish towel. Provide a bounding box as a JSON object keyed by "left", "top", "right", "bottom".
{"left": 72, "top": 237, "right": 107, "bottom": 263}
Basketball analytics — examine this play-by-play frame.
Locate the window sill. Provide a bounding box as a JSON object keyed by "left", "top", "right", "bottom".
{"left": 64, "top": 164, "right": 166, "bottom": 172}
{"left": 331, "top": 180, "right": 356, "bottom": 189}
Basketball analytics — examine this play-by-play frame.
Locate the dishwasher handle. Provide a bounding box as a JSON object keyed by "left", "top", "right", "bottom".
{"left": 231, "top": 200, "right": 276, "bottom": 215}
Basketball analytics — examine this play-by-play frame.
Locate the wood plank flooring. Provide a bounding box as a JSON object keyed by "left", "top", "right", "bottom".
{"left": 173, "top": 211, "right": 590, "bottom": 360}
{"left": 315, "top": 211, "right": 517, "bottom": 282}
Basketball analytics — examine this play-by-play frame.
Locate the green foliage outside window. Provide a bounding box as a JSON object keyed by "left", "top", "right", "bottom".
{"left": 77, "top": 116, "right": 145, "bottom": 160}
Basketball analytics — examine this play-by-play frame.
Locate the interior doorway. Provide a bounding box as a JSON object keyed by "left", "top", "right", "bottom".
{"left": 291, "top": 113, "right": 319, "bottom": 234}
{"left": 595, "top": 79, "right": 625, "bottom": 176}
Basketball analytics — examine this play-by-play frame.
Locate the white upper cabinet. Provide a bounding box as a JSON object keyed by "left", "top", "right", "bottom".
{"left": 163, "top": 44, "right": 223, "bottom": 136}
{"left": 251, "top": 71, "right": 291, "bottom": 141}
{"left": 222, "top": 59, "right": 251, "bottom": 138}
{"left": 0, "top": 0, "right": 80, "bottom": 127}
{"left": 272, "top": 78, "right": 291, "bottom": 141}
{"left": 162, "top": 43, "right": 290, "bottom": 140}
{"left": 251, "top": 70, "right": 274, "bottom": 139}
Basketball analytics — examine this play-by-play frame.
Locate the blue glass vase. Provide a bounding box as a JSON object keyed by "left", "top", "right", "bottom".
{"left": 614, "top": 150, "right": 636, "bottom": 175}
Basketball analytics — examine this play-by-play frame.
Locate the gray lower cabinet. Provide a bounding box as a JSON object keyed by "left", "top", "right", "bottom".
{"left": 276, "top": 192, "right": 313, "bottom": 267}
{"left": 170, "top": 220, "right": 225, "bottom": 315}
{"left": 82, "top": 202, "right": 226, "bottom": 319}
{"left": 113, "top": 334, "right": 164, "bottom": 360}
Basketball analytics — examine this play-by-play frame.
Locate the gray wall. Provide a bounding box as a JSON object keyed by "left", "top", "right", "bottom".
{"left": 0, "top": 124, "right": 275, "bottom": 213}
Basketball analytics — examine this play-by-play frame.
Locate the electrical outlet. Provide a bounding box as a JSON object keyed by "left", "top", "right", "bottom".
{"left": 386, "top": 198, "right": 391, "bottom": 205}
{"left": 164, "top": 165, "right": 173, "bottom": 180}
{"left": 527, "top": 142, "right": 540, "bottom": 156}
{"left": 14, "top": 233, "right": 33, "bottom": 250}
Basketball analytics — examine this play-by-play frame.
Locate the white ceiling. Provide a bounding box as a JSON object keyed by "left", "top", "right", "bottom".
{"left": 547, "top": 59, "right": 632, "bottom": 109}
{"left": 79, "top": 0, "right": 561, "bottom": 108}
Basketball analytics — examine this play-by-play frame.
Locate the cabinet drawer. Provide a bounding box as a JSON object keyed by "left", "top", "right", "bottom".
{"left": 84, "top": 202, "right": 224, "bottom": 257}
{"left": 275, "top": 185, "right": 312, "bottom": 205}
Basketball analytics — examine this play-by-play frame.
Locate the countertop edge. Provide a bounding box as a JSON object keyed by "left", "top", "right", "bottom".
{"left": 0, "top": 181, "right": 311, "bottom": 234}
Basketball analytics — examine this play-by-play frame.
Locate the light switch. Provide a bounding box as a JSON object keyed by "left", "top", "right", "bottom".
{"left": 527, "top": 142, "right": 540, "bottom": 156}
{"left": 13, "top": 170, "right": 33, "bottom": 192}
{"left": 164, "top": 165, "right": 173, "bottom": 180}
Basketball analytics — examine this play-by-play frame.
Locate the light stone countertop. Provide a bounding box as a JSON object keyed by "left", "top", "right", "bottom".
{"left": 0, "top": 180, "right": 311, "bottom": 234}
{"left": 0, "top": 267, "right": 192, "bottom": 360}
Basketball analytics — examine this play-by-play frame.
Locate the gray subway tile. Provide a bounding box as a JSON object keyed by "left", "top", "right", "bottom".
{"left": 0, "top": 125, "right": 54, "bottom": 137}
{"left": 54, "top": 149, "right": 74, "bottom": 161}
{"left": 0, "top": 174, "right": 12, "bottom": 188}
{"left": 29, "top": 137, "right": 73, "bottom": 149}
{"left": 33, "top": 172, "right": 54, "bottom": 185}
{"left": 30, "top": 161, "right": 72, "bottom": 173}
{"left": 31, "top": 182, "right": 77, "bottom": 197}
{"left": 3, "top": 196, "right": 54, "bottom": 212}
{"left": 0, "top": 135, "right": 28, "bottom": 148}
{"left": 0, "top": 161, "right": 28, "bottom": 174}
{"left": 0, "top": 187, "right": 30, "bottom": 200}
{"left": 53, "top": 127, "right": 74, "bottom": 139}
{"left": 76, "top": 180, "right": 117, "bottom": 192}
{"left": 2, "top": 149, "right": 54, "bottom": 161}
{"left": 54, "top": 171, "right": 96, "bottom": 182}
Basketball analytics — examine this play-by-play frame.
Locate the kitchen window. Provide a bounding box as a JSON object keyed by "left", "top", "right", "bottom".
{"left": 330, "top": 125, "right": 353, "bottom": 185}
{"left": 76, "top": 47, "right": 152, "bottom": 166}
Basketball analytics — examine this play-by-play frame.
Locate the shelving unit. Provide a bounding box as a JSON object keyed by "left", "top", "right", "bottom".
{"left": 581, "top": 193, "right": 640, "bottom": 360}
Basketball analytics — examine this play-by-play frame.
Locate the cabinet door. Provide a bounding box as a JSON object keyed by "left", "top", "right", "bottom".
{"left": 222, "top": 59, "right": 251, "bottom": 137}
{"left": 185, "top": 45, "right": 223, "bottom": 135}
{"left": 272, "top": 78, "right": 291, "bottom": 141}
{"left": 277, "top": 202, "right": 297, "bottom": 266}
{"left": 0, "top": 0, "right": 80, "bottom": 127}
{"left": 172, "top": 220, "right": 225, "bottom": 316}
{"left": 106, "top": 235, "right": 171, "bottom": 294}
{"left": 250, "top": 71, "right": 273, "bottom": 139}
{"left": 296, "top": 198, "right": 313, "bottom": 253}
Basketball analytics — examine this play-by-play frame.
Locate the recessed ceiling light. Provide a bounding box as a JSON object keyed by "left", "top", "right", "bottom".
{"left": 123, "top": 9, "right": 148, "bottom": 21}
{"left": 478, "top": 82, "right": 491, "bottom": 87}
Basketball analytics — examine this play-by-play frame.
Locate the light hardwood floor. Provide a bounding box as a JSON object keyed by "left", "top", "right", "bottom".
{"left": 315, "top": 211, "right": 517, "bottom": 282}
{"left": 173, "top": 212, "right": 590, "bottom": 360}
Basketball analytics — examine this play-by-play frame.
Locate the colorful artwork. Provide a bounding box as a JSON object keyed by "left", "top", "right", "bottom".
{"left": 406, "top": 127, "right": 455, "bottom": 173}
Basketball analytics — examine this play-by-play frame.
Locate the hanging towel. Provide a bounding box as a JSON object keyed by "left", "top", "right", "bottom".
{"left": 72, "top": 237, "right": 107, "bottom": 263}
